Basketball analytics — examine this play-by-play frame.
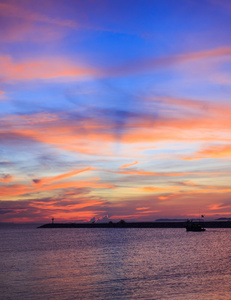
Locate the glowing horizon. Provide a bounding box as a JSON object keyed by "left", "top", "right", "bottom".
{"left": 1, "top": 0, "right": 231, "bottom": 223}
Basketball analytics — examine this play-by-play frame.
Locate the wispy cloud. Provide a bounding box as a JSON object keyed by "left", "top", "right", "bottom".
{"left": 113, "top": 169, "right": 218, "bottom": 177}
{"left": 120, "top": 161, "right": 139, "bottom": 168}
{"left": 208, "top": 203, "right": 225, "bottom": 210}
{"left": 114, "top": 169, "right": 160, "bottom": 176}
{"left": 1, "top": 94, "right": 231, "bottom": 158}
{"left": 0, "top": 177, "right": 115, "bottom": 198}
{"left": 0, "top": 90, "right": 7, "bottom": 100}
{"left": 108, "top": 47, "right": 231, "bottom": 76}
{"left": 0, "top": 1, "right": 79, "bottom": 43}
{"left": 0, "top": 174, "right": 13, "bottom": 183}
{"left": 0, "top": 55, "right": 96, "bottom": 82}
{"left": 134, "top": 186, "right": 179, "bottom": 193}
{"left": 0, "top": 2, "right": 77, "bottom": 28}
{"left": 183, "top": 144, "right": 231, "bottom": 160}
{"left": 32, "top": 167, "right": 95, "bottom": 186}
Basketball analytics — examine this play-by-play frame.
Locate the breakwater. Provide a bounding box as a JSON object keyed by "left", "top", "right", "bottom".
{"left": 38, "top": 221, "right": 231, "bottom": 229}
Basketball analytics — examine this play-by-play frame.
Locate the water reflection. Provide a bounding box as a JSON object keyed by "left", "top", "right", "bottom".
{"left": 1, "top": 227, "right": 231, "bottom": 299}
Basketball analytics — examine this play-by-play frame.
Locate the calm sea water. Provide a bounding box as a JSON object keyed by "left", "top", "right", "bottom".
{"left": 1, "top": 225, "right": 231, "bottom": 300}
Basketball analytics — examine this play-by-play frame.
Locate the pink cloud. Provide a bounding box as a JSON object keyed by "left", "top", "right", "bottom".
{"left": 0, "top": 55, "right": 96, "bottom": 82}
{"left": 0, "top": 3, "right": 77, "bottom": 28}
{"left": 0, "top": 2, "right": 80, "bottom": 43}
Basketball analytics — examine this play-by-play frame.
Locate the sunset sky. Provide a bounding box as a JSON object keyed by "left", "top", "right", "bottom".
{"left": 1, "top": 0, "right": 231, "bottom": 223}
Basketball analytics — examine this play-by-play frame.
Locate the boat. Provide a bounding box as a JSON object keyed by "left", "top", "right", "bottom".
{"left": 185, "top": 219, "right": 206, "bottom": 231}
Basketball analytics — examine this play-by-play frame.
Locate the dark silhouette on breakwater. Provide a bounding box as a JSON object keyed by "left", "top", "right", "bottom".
{"left": 38, "top": 220, "right": 231, "bottom": 229}
{"left": 185, "top": 219, "right": 206, "bottom": 231}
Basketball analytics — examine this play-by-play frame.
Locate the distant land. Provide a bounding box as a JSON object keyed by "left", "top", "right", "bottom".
{"left": 155, "top": 219, "right": 187, "bottom": 222}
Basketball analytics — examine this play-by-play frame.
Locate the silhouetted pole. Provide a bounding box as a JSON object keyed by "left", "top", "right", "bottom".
{"left": 52, "top": 217, "right": 54, "bottom": 224}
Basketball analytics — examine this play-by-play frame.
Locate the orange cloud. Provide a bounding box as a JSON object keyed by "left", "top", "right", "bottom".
{"left": 137, "top": 210, "right": 160, "bottom": 214}
{"left": 158, "top": 196, "right": 169, "bottom": 200}
{"left": 181, "top": 181, "right": 198, "bottom": 186}
{"left": 30, "top": 199, "right": 105, "bottom": 211}
{"left": 0, "top": 178, "right": 115, "bottom": 198}
{"left": 2, "top": 113, "right": 117, "bottom": 155}
{"left": 1, "top": 93, "right": 231, "bottom": 158}
{"left": 113, "top": 169, "right": 216, "bottom": 177}
{"left": 2, "top": 185, "right": 231, "bottom": 223}
{"left": 184, "top": 144, "right": 231, "bottom": 160}
{"left": 33, "top": 167, "right": 95, "bottom": 186}
{"left": 115, "top": 169, "right": 160, "bottom": 176}
{"left": 197, "top": 144, "right": 231, "bottom": 159}
{"left": 136, "top": 207, "right": 150, "bottom": 211}
{"left": 39, "top": 179, "right": 115, "bottom": 192}
{"left": 0, "top": 184, "right": 28, "bottom": 197}
{"left": 136, "top": 186, "right": 179, "bottom": 193}
{"left": 209, "top": 203, "right": 224, "bottom": 210}
{"left": 120, "top": 161, "right": 139, "bottom": 168}
{"left": 0, "top": 174, "right": 13, "bottom": 183}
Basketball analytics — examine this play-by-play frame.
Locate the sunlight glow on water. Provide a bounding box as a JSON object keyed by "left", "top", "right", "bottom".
{"left": 1, "top": 226, "right": 231, "bottom": 299}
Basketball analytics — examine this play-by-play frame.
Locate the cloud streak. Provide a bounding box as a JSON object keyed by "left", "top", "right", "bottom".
{"left": 0, "top": 2, "right": 77, "bottom": 28}
{"left": 0, "top": 174, "right": 13, "bottom": 183}
{"left": 108, "top": 47, "right": 231, "bottom": 76}
{"left": 33, "top": 167, "right": 95, "bottom": 186}
{"left": 1, "top": 93, "right": 231, "bottom": 158}
{"left": 120, "top": 161, "right": 139, "bottom": 168}
{"left": 0, "top": 55, "right": 96, "bottom": 82}
{"left": 184, "top": 144, "right": 231, "bottom": 160}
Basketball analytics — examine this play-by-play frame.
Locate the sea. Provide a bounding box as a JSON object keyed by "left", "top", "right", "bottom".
{"left": 1, "top": 224, "right": 231, "bottom": 300}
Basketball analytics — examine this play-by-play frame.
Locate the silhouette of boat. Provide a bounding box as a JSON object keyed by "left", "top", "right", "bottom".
{"left": 185, "top": 219, "right": 206, "bottom": 231}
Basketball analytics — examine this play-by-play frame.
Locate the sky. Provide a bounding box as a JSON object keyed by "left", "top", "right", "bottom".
{"left": 1, "top": 0, "right": 231, "bottom": 223}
